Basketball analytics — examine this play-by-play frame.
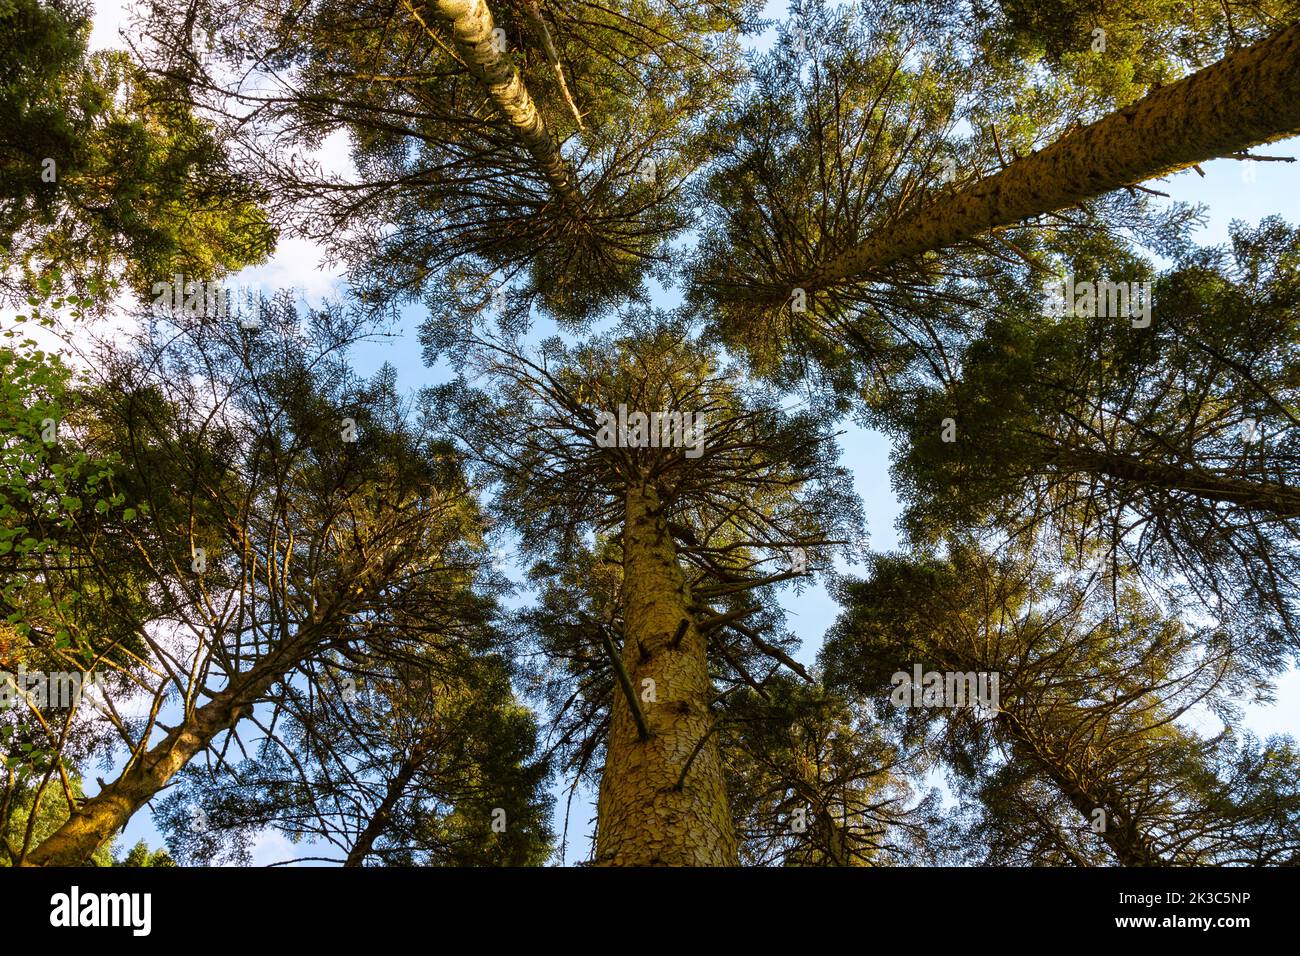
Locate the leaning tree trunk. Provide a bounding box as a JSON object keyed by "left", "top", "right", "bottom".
{"left": 1049, "top": 447, "right": 1300, "bottom": 518}
{"left": 344, "top": 755, "right": 421, "bottom": 867}
{"left": 410, "top": 0, "right": 581, "bottom": 204}
{"left": 998, "top": 711, "right": 1166, "bottom": 867}
{"left": 594, "top": 480, "right": 738, "bottom": 866}
{"left": 790, "top": 22, "right": 1300, "bottom": 295}
{"left": 21, "top": 658, "right": 289, "bottom": 866}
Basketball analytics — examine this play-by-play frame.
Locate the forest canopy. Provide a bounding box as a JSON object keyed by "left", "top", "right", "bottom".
{"left": 2, "top": 0, "right": 1300, "bottom": 870}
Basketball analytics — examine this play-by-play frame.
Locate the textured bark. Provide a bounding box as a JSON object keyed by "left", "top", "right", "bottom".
{"left": 21, "top": 658, "right": 289, "bottom": 866}
{"left": 1050, "top": 447, "right": 1300, "bottom": 517}
{"left": 418, "top": 0, "right": 580, "bottom": 203}
{"left": 792, "top": 23, "right": 1300, "bottom": 294}
{"left": 594, "top": 481, "right": 739, "bottom": 866}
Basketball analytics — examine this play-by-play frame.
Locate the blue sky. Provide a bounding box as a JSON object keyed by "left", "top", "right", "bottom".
{"left": 65, "top": 0, "right": 1300, "bottom": 865}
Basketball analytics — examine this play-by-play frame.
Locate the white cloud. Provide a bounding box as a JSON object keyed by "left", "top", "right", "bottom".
{"left": 89, "top": 0, "right": 133, "bottom": 51}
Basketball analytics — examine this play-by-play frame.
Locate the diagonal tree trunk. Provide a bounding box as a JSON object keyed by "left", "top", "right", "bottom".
{"left": 932, "top": 640, "right": 1167, "bottom": 866}
{"left": 788, "top": 23, "right": 1300, "bottom": 296}
{"left": 1049, "top": 447, "right": 1300, "bottom": 517}
{"left": 407, "top": 0, "right": 581, "bottom": 205}
{"left": 997, "top": 711, "right": 1166, "bottom": 866}
{"left": 594, "top": 480, "right": 738, "bottom": 866}
{"left": 19, "top": 654, "right": 293, "bottom": 867}
{"left": 344, "top": 754, "right": 422, "bottom": 866}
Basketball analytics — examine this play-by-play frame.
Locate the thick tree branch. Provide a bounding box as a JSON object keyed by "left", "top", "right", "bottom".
{"left": 783, "top": 23, "right": 1300, "bottom": 296}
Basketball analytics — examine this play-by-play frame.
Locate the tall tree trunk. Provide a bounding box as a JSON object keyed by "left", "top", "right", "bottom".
{"left": 594, "top": 480, "right": 738, "bottom": 865}
{"left": 20, "top": 659, "right": 289, "bottom": 866}
{"left": 789, "top": 23, "right": 1300, "bottom": 295}
{"left": 410, "top": 0, "right": 581, "bottom": 204}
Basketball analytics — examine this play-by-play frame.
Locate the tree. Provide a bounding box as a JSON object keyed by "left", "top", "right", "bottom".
{"left": 883, "top": 217, "right": 1300, "bottom": 648}
{"left": 419, "top": 0, "right": 582, "bottom": 204}
{"left": 822, "top": 542, "right": 1300, "bottom": 865}
{"left": 0, "top": 0, "right": 275, "bottom": 304}
{"left": 156, "top": 648, "right": 553, "bottom": 866}
{"left": 721, "top": 676, "right": 943, "bottom": 866}
{"left": 692, "top": 6, "right": 1300, "bottom": 356}
{"left": 16, "top": 295, "right": 501, "bottom": 865}
{"left": 138, "top": 0, "right": 757, "bottom": 323}
{"left": 424, "top": 316, "right": 861, "bottom": 864}
{"left": 114, "top": 839, "right": 176, "bottom": 867}
{"left": 688, "top": 0, "right": 1200, "bottom": 385}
